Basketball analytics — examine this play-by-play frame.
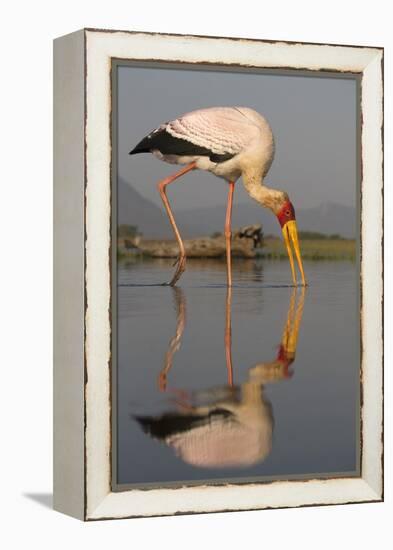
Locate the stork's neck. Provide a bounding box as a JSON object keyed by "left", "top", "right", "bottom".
{"left": 242, "top": 172, "right": 283, "bottom": 213}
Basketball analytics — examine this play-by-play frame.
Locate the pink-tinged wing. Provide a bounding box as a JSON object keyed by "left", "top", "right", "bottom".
{"left": 165, "top": 107, "right": 260, "bottom": 156}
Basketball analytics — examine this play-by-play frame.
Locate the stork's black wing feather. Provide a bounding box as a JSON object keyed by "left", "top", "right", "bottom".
{"left": 134, "top": 408, "right": 235, "bottom": 440}
{"left": 129, "top": 128, "right": 234, "bottom": 163}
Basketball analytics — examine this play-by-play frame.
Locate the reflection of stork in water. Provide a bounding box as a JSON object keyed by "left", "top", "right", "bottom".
{"left": 135, "top": 288, "right": 306, "bottom": 469}
{"left": 129, "top": 107, "right": 306, "bottom": 287}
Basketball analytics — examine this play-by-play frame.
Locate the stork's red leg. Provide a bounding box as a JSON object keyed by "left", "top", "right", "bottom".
{"left": 158, "top": 288, "right": 186, "bottom": 391}
{"left": 225, "top": 287, "right": 234, "bottom": 386}
{"left": 157, "top": 162, "right": 197, "bottom": 285}
{"left": 225, "top": 181, "right": 235, "bottom": 287}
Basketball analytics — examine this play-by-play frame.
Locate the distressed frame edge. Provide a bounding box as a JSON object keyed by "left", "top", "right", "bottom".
{"left": 86, "top": 479, "right": 381, "bottom": 521}
{"left": 83, "top": 26, "right": 384, "bottom": 53}
{"left": 359, "top": 48, "right": 384, "bottom": 500}
{"left": 83, "top": 29, "right": 383, "bottom": 521}
{"left": 53, "top": 29, "right": 86, "bottom": 520}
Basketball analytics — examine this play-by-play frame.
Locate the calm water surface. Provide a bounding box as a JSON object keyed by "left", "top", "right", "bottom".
{"left": 115, "top": 258, "right": 359, "bottom": 487}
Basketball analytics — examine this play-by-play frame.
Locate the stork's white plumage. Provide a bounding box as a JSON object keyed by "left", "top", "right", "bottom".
{"left": 130, "top": 106, "right": 306, "bottom": 287}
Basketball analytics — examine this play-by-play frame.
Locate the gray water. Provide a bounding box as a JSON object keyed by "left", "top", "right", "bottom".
{"left": 115, "top": 258, "right": 359, "bottom": 488}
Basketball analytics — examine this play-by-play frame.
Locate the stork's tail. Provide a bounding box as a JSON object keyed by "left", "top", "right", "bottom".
{"left": 129, "top": 134, "right": 153, "bottom": 155}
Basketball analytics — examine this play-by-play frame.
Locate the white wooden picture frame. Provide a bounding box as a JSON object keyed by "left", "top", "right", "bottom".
{"left": 53, "top": 28, "right": 383, "bottom": 521}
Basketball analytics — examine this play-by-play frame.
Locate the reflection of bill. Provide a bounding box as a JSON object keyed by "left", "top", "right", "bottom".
{"left": 135, "top": 287, "right": 305, "bottom": 469}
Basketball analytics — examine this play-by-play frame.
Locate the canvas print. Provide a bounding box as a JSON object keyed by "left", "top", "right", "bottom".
{"left": 112, "top": 63, "right": 360, "bottom": 489}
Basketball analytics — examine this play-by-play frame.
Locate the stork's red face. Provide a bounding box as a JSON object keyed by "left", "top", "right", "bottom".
{"left": 277, "top": 200, "right": 296, "bottom": 228}
{"left": 276, "top": 200, "right": 306, "bottom": 286}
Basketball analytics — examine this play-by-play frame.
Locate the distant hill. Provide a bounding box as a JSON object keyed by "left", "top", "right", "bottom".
{"left": 176, "top": 201, "right": 356, "bottom": 239}
{"left": 118, "top": 177, "right": 177, "bottom": 237}
{"left": 295, "top": 202, "right": 356, "bottom": 238}
{"left": 118, "top": 178, "right": 356, "bottom": 239}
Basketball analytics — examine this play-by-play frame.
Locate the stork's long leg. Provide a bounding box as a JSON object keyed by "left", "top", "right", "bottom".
{"left": 225, "top": 286, "right": 234, "bottom": 386}
{"left": 225, "top": 181, "right": 235, "bottom": 287}
{"left": 158, "top": 288, "right": 186, "bottom": 391}
{"left": 157, "top": 162, "right": 197, "bottom": 286}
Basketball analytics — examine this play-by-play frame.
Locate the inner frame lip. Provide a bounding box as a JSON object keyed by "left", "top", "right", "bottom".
{"left": 109, "top": 56, "right": 362, "bottom": 493}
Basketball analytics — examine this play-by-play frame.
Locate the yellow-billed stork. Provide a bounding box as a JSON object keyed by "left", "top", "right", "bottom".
{"left": 130, "top": 106, "right": 306, "bottom": 287}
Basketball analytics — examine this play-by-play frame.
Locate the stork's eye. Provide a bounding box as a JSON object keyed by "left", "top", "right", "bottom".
{"left": 285, "top": 210, "right": 291, "bottom": 216}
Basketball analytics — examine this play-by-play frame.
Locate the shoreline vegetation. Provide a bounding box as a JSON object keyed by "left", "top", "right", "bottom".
{"left": 261, "top": 237, "right": 355, "bottom": 261}
{"left": 117, "top": 225, "right": 356, "bottom": 262}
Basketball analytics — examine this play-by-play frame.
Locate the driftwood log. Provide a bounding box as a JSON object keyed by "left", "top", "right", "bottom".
{"left": 119, "top": 225, "right": 263, "bottom": 259}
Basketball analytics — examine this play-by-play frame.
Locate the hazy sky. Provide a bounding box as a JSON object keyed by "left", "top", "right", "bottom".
{"left": 117, "top": 65, "right": 357, "bottom": 211}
